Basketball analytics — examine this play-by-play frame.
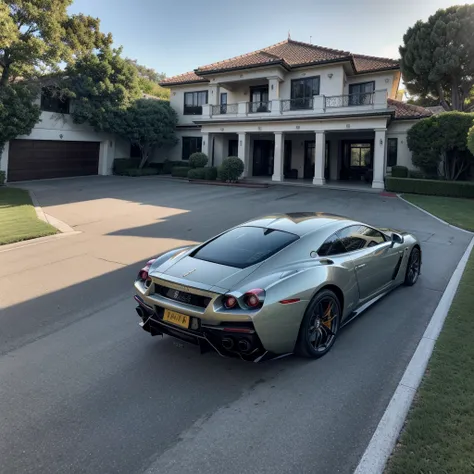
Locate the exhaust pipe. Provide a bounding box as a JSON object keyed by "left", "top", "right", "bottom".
{"left": 237, "top": 339, "right": 251, "bottom": 353}
{"left": 136, "top": 306, "right": 146, "bottom": 319}
{"left": 221, "top": 337, "right": 234, "bottom": 350}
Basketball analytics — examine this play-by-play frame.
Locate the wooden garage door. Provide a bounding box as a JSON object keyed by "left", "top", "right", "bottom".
{"left": 8, "top": 140, "right": 100, "bottom": 182}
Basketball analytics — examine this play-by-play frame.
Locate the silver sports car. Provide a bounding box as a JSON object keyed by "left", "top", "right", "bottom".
{"left": 134, "top": 213, "right": 421, "bottom": 362}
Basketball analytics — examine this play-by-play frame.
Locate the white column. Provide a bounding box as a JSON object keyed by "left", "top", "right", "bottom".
{"left": 268, "top": 77, "right": 281, "bottom": 116}
{"left": 0, "top": 141, "right": 10, "bottom": 182}
{"left": 313, "top": 131, "right": 326, "bottom": 185}
{"left": 238, "top": 133, "right": 250, "bottom": 178}
{"left": 272, "top": 132, "right": 284, "bottom": 182}
{"left": 209, "top": 84, "right": 220, "bottom": 106}
{"left": 202, "top": 133, "right": 211, "bottom": 160}
{"left": 372, "top": 128, "right": 386, "bottom": 189}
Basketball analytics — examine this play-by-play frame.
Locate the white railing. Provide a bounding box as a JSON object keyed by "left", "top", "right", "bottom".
{"left": 201, "top": 90, "right": 388, "bottom": 119}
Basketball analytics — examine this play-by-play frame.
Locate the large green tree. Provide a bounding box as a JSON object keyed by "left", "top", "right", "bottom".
{"left": 125, "top": 58, "right": 169, "bottom": 99}
{"left": 107, "top": 99, "right": 178, "bottom": 168}
{"left": 408, "top": 112, "right": 474, "bottom": 179}
{"left": 66, "top": 46, "right": 142, "bottom": 129}
{"left": 0, "top": 1, "right": 112, "bottom": 86}
{"left": 400, "top": 4, "right": 474, "bottom": 111}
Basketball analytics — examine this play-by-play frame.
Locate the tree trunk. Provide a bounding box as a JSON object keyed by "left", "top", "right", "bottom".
{"left": 138, "top": 145, "right": 149, "bottom": 169}
{"left": 0, "top": 65, "right": 10, "bottom": 88}
{"left": 436, "top": 83, "right": 451, "bottom": 111}
{"left": 451, "top": 80, "right": 462, "bottom": 111}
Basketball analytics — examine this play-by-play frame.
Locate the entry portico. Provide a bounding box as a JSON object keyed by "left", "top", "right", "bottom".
{"left": 198, "top": 114, "right": 389, "bottom": 189}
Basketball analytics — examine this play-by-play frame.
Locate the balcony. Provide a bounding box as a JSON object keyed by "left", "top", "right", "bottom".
{"left": 200, "top": 90, "right": 387, "bottom": 121}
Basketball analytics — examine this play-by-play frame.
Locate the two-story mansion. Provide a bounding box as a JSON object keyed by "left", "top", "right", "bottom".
{"left": 160, "top": 39, "right": 432, "bottom": 189}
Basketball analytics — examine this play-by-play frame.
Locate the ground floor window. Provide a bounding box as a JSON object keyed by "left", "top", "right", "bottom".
{"left": 182, "top": 137, "right": 202, "bottom": 160}
{"left": 350, "top": 143, "right": 372, "bottom": 167}
{"left": 387, "top": 138, "right": 398, "bottom": 167}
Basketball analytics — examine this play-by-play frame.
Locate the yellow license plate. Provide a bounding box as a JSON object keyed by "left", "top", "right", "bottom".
{"left": 163, "top": 309, "right": 190, "bottom": 329}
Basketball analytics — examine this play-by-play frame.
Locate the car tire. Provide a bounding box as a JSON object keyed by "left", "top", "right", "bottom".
{"left": 404, "top": 247, "right": 421, "bottom": 286}
{"left": 296, "top": 289, "right": 341, "bottom": 359}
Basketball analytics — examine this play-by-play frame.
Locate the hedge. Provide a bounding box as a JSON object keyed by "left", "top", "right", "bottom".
{"left": 385, "top": 177, "right": 474, "bottom": 198}
{"left": 204, "top": 166, "right": 218, "bottom": 180}
{"left": 0, "top": 171, "right": 5, "bottom": 185}
{"left": 113, "top": 158, "right": 140, "bottom": 174}
{"left": 187, "top": 168, "right": 206, "bottom": 179}
{"left": 171, "top": 166, "right": 191, "bottom": 178}
{"left": 163, "top": 160, "right": 189, "bottom": 174}
{"left": 391, "top": 165, "right": 408, "bottom": 178}
{"left": 122, "top": 168, "right": 159, "bottom": 177}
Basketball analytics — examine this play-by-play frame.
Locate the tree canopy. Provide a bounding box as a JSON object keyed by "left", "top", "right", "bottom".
{"left": 0, "top": 1, "right": 112, "bottom": 86}
{"left": 126, "top": 58, "right": 169, "bottom": 99}
{"left": 107, "top": 99, "right": 178, "bottom": 168}
{"left": 407, "top": 112, "right": 474, "bottom": 179}
{"left": 400, "top": 4, "right": 474, "bottom": 111}
{"left": 66, "top": 46, "right": 142, "bottom": 130}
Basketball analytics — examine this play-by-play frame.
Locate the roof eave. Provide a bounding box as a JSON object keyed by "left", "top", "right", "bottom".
{"left": 194, "top": 60, "right": 291, "bottom": 76}
{"left": 159, "top": 79, "right": 209, "bottom": 87}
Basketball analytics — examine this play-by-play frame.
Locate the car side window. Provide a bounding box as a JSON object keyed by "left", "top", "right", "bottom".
{"left": 317, "top": 232, "right": 347, "bottom": 257}
{"left": 337, "top": 225, "right": 387, "bottom": 252}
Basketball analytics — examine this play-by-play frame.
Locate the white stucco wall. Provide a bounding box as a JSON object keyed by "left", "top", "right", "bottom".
{"left": 386, "top": 120, "right": 416, "bottom": 170}
{"left": 169, "top": 84, "right": 211, "bottom": 126}
{"left": 345, "top": 71, "right": 398, "bottom": 99}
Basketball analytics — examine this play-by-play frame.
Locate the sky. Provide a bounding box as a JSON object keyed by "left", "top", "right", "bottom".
{"left": 69, "top": 0, "right": 463, "bottom": 78}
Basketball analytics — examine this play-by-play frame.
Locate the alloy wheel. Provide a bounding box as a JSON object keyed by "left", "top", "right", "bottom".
{"left": 307, "top": 296, "right": 339, "bottom": 353}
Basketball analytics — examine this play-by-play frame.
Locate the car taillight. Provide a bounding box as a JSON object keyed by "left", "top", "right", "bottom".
{"left": 243, "top": 289, "right": 265, "bottom": 309}
{"left": 224, "top": 295, "right": 238, "bottom": 309}
{"left": 138, "top": 258, "right": 156, "bottom": 282}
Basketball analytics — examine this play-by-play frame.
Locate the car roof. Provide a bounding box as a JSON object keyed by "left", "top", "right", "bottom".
{"left": 239, "top": 212, "right": 356, "bottom": 237}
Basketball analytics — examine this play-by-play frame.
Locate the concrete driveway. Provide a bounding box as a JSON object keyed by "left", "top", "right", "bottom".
{"left": 0, "top": 176, "right": 470, "bottom": 474}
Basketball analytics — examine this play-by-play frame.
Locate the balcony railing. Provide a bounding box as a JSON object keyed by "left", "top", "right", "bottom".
{"left": 211, "top": 103, "right": 238, "bottom": 115}
{"left": 248, "top": 101, "right": 271, "bottom": 113}
{"left": 325, "top": 92, "right": 374, "bottom": 108}
{"left": 280, "top": 98, "right": 314, "bottom": 112}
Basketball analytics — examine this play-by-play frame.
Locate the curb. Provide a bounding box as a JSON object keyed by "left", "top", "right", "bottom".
{"left": 397, "top": 194, "right": 474, "bottom": 235}
{"left": 28, "top": 189, "right": 76, "bottom": 233}
{"left": 0, "top": 230, "right": 82, "bottom": 253}
{"left": 353, "top": 235, "right": 474, "bottom": 474}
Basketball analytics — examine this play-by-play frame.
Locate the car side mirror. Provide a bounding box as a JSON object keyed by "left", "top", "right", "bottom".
{"left": 391, "top": 233, "right": 404, "bottom": 247}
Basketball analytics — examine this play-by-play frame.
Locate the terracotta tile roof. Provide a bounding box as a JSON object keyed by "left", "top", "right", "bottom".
{"left": 160, "top": 70, "right": 208, "bottom": 86}
{"left": 160, "top": 39, "right": 400, "bottom": 86}
{"left": 388, "top": 98, "right": 433, "bottom": 119}
{"left": 352, "top": 54, "right": 399, "bottom": 73}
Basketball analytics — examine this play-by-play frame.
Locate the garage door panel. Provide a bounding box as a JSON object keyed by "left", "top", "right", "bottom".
{"left": 8, "top": 140, "right": 100, "bottom": 182}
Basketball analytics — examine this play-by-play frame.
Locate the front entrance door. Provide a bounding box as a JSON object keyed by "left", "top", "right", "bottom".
{"left": 304, "top": 141, "right": 329, "bottom": 179}
{"left": 252, "top": 140, "right": 274, "bottom": 176}
{"left": 340, "top": 141, "right": 373, "bottom": 181}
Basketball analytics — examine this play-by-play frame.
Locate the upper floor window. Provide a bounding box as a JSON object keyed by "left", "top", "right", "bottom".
{"left": 387, "top": 138, "right": 398, "bottom": 167}
{"left": 348, "top": 81, "right": 375, "bottom": 106}
{"left": 291, "top": 77, "right": 320, "bottom": 110}
{"left": 184, "top": 91, "right": 208, "bottom": 115}
{"left": 40, "top": 87, "right": 70, "bottom": 114}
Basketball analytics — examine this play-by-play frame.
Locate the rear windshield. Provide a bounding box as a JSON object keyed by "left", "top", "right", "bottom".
{"left": 192, "top": 226, "right": 299, "bottom": 268}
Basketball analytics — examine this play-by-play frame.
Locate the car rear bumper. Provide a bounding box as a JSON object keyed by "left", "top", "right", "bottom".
{"left": 134, "top": 295, "right": 279, "bottom": 362}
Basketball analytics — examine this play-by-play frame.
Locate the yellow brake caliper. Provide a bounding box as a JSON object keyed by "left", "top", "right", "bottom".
{"left": 322, "top": 302, "right": 335, "bottom": 329}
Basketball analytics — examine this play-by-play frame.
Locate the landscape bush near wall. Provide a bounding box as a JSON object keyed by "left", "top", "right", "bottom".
{"left": 386, "top": 177, "right": 474, "bottom": 198}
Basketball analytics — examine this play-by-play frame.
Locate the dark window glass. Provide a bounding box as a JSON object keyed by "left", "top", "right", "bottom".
{"left": 317, "top": 233, "right": 347, "bottom": 257}
{"left": 183, "top": 91, "right": 208, "bottom": 115}
{"left": 291, "top": 77, "right": 320, "bottom": 109}
{"left": 337, "top": 225, "right": 386, "bottom": 252}
{"left": 387, "top": 138, "right": 398, "bottom": 167}
{"left": 348, "top": 82, "right": 375, "bottom": 105}
{"left": 228, "top": 139, "right": 238, "bottom": 157}
{"left": 182, "top": 137, "right": 202, "bottom": 160}
{"left": 220, "top": 92, "right": 227, "bottom": 114}
{"left": 350, "top": 143, "right": 372, "bottom": 167}
{"left": 40, "top": 88, "right": 70, "bottom": 114}
{"left": 192, "top": 226, "right": 299, "bottom": 269}
{"left": 249, "top": 86, "right": 269, "bottom": 113}
{"left": 130, "top": 143, "right": 141, "bottom": 158}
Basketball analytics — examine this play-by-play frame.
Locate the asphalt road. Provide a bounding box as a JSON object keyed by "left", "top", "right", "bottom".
{"left": 0, "top": 177, "right": 471, "bottom": 474}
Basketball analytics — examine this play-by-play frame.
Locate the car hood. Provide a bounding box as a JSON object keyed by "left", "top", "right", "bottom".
{"left": 150, "top": 255, "right": 259, "bottom": 293}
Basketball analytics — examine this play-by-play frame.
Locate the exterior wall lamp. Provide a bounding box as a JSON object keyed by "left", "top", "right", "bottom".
{"left": 328, "top": 73, "right": 333, "bottom": 79}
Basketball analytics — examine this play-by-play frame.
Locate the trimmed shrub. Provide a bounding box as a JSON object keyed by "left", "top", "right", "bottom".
{"left": 0, "top": 170, "right": 5, "bottom": 185}
{"left": 187, "top": 168, "right": 206, "bottom": 180}
{"left": 189, "top": 152, "right": 208, "bottom": 169}
{"left": 218, "top": 156, "right": 244, "bottom": 182}
{"left": 204, "top": 166, "right": 218, "bottom": 181}
{"left": 163, "top": 160, "right": 189, "bottom": 174}
{"left": 148, "top": 162, "right": 164, "bottom": 173}
{"left": 391, "top": 165, "right": 408, "bottom": 178}
{"left": 408, "top": 169, "right": 426, "bottom": 179}
{"left": 122, "top": 168, "right": 159, "bottom": 177}
{"left": 385, "top": 177, "right": 474, "bottom": 198}
{"left": 113, "top": 158, "right": 140, "bottom": 175}
{"left": 171, "top": 166, "right": 191, "bottom": 178}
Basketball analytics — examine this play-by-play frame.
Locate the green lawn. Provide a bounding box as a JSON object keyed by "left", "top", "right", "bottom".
{"left": 386, "top": 196, "right": 474, "bottom": 474}
{"left": 403, "top": 194, "right": 474, "bottom": 232}
{"left": 0, "top": 187, "right": 58, "bottom": 245}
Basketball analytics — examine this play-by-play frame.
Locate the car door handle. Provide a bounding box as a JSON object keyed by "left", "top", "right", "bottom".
{"left": 356, "top": 263, "right": 366, "bottom": 269}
